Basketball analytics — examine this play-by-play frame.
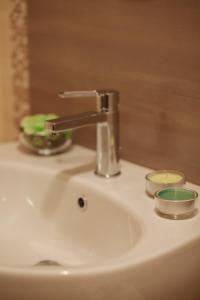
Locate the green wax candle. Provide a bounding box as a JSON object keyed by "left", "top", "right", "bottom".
{"left": 158, "top": 188, "right": 196, "bottom": 201}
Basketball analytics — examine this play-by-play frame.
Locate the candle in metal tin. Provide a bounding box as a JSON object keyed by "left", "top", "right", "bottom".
{"left": 145, "top": 170, "right": 185, "bottom": 197}
{"left": 154, "top": 187, "right": 198, "bottom": 220}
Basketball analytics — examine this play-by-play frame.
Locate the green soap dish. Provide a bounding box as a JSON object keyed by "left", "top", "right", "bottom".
{"left": 19, "top": 114, "right": 72, "bottom": 156}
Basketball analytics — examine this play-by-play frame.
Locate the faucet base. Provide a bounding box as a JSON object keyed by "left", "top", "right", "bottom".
{"left": 94, "top": 170, "right": 121, "bottom": 178}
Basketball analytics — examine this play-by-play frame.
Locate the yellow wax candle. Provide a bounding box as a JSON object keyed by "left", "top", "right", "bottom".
{"left": 145, "top": 170, "right": 185, "bottom": 197}
{"left": 149, "top": 173, "right": 183, "bottom": 184}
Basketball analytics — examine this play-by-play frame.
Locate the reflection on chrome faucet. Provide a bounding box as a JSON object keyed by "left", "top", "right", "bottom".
{"left": 45, "top": 90, "right": 121, "bottom": 178}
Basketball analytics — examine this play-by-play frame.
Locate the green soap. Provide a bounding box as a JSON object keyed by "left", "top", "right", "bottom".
{"left": 20, "top": 114, "right": 59, "bottom": 135}
{"left": 20, "top": 114, "right": 73, "bottom": 139}
{"left": 158, "top": 188, "right": 195, "bottom": 201}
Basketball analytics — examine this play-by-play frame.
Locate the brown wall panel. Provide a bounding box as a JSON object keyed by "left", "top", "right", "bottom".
{"left": 28, "top": 0, "right": 200, "bottom": 184}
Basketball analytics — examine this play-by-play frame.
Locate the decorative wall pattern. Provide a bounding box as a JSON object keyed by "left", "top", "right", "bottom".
{"left": 9, "top": 0, "right": 30, "bottom": 128}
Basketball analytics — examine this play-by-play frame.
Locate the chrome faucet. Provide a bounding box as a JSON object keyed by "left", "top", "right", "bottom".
{"left": 45, "top": 90, "right": 120, "bottom": 178}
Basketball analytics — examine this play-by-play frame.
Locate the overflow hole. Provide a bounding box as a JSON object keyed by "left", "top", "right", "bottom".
{"left": 77, "top": 196, "right": 87, "bottom": 210}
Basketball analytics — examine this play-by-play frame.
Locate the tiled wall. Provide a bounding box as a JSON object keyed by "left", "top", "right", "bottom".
{"left": 28, "top": 0, "right": 200, "bottom": 184}
{"left": 0, "top": 0, "right": 30, "bottom": 142}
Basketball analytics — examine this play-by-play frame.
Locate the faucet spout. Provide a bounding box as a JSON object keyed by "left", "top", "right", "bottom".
{"left": 45, "top": 111, "right": 107, "bottom": 133}
{"left": 45, "top": 89, "right": 120, "bottom": 178}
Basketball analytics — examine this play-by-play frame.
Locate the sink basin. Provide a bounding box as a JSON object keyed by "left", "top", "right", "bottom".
{"left": 0, "top": 143, "right": 200, "bottom": 300}
{"left": 0, "top": 161, "right": 140, "bottom": 269}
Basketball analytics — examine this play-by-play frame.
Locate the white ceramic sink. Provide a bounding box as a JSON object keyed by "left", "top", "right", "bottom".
{"left": 0, "top": 143, "right": 199, "bottom": 300}
{"left": 0, "top": 160, "right": 140, "bottom": 269}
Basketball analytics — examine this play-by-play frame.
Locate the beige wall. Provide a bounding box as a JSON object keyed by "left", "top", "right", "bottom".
{"left": 0, "top": 0, "right": 30, "bottom": 142}
{"left": 28, "top": 0, "right": 200, "bottom": 184}
{"left": 0, "top": 1, "right": 16, "bottom": 141}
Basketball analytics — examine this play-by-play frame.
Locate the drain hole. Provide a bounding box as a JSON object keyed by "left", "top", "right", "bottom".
{"left": 33, "top": 260, "right": 62, "bottom": 267}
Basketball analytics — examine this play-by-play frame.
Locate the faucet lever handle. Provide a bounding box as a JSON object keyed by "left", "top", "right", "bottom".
{"left": 58, "top": 89, "right": 119, "bottom": 112}
{"left": 58, "top": 90, "right": 97, "bottom": 98}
